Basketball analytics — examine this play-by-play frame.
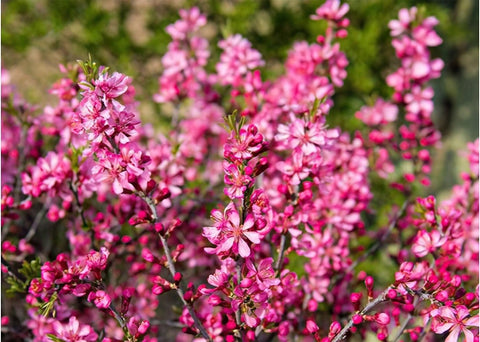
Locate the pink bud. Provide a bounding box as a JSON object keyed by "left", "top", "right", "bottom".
{"left": 240, "top": 278, "right": 254, "bottom": 288}
{"left": 138, "top": 320, "right": 150, "bottom": 334}
{"left": 352, "top": 314, "right": 363, "bottom": 325}
{"left": 365, "top": 276, "right": 374, "bottom": 298}
{"left": 336, "top": 29, "right": 348, "bottom": 38}
{"left": 375, "top": 313, "right": 390, "bottom": 325}
{"left": 183, "top": 290, "right": 193, "bottom": 302}
{"left": 141, "top": 248, "right": 155, "bottom": 263}
{"left": 329, "top": 321, "right": 342, "bottom": 335}
{"left": 154, "top": 222, "right": 164, "bottom": 233}
{"left": 284, "top": 205, "right": 294, "bottom": 217}
{"left": 306, "top": 319, "right": 319, "bottom": 333}
{"left": 174, "top": 272, "right": 182, "bottom": 283}
{"left": 357, "top": 271, "right": 367, "bottom": 281}
{"left": 420, "top": 178, "right": 431, "bottom": 186}
{"left": 246, "top": 331, "right": 256, "bottom": 340}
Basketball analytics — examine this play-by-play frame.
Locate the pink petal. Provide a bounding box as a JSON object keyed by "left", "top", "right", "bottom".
{"left": 238, "top": 238, "right": 251, "bottom": 258}
{"left": 445, "top": 327, "right": 460, "bottom": 342}
{"left": 243, "top": 231, "right": 261, "bottom": 244}
{"left": 463, "top": 328, "right": 475, "bottom": 342}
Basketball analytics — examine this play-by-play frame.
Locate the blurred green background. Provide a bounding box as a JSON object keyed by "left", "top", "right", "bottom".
{"left": 2, "top": 0, "right": 478, "bottom": 194}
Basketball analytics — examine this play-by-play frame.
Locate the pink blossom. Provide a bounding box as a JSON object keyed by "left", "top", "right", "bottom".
{"left": 52, "top": 316, "right": 98, "bottom": 342}
{"left": 165, "top": 7, "right": 206, "bottom": 40}
{"left": 276, "top": 117, "right": 338, "bottom": 155}
{"left": 95, "top": 71, "right": 130, "bottom": 100}
{"left": 388, "top": 7, "right": 417, "bottom": 36}
{"left": 21, "top": 151, "right": 72, "bottom": 198}
{"left": 205, "top": 205, "right": 260, "bottom": 258}
{"left": 412, "top": 230, "right": 446, "bottom": 257}
{"left": 216, "top": 34, "right": 264, "bottom": 87}
{"left": 404, "top": 86, "right": 434, "bottom": 119}
{"left": 223, "top": 164, "right": 253, "bottom": 199}
{"left": 355, "top": 99, "right": 398, "bottom": 126}
{"left": 311, "top": 0, "right": 349, "bottom": 22}
{"left": 431, "top": 306, "right": 479, "bottom": 342}
{"left": 88, "top": 290, "right": 112, "bottom": 309}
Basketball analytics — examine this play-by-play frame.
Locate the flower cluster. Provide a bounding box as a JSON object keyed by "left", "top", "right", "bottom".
{"left": 1, "top": 2, "right": 478, "bottom": 342}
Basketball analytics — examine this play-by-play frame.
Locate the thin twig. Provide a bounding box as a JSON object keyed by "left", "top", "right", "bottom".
{"left": 331, "top": 287, "right": 391, "bottom": 342}
{"left": 141, "top": 195, "right": 213, "bottom": 342}
{"left": 274, "top": 233, "right": 287, "bottom": 272}
{"left": 331, "top": 200, "right": 409, "bottom": 288}
{"left": 24, "top": 201, "right": 50, "bottom": 242}
{"left": 69, "top": 181, "right": 88, "bottom": 228}
{"left": 234, "top": 260, "right": 243, "bottom": 342}
{"left": 1, "top": 256, "right": 27, "bottom": 283}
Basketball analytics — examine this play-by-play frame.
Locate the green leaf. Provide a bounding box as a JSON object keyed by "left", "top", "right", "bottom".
{"left": 18, "top": 257, "right": 42, "bottom": 281}
{"left": 39, "top": 292, "right": 58, "bottom": 317}
{"left": 47, "top": 334, "right": 66, "bottom": 342}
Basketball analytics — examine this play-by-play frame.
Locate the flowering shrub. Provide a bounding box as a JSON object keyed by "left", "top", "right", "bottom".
{"left": 1, "top": 1, "right": 478, "bottom": 342}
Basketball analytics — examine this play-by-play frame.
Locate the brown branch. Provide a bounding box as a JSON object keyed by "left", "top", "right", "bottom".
{"left": 331, "top": 287, "right": 391, "bottom": 342}
{"left": 141, "top": 194, "right": 213, "bottom": 342}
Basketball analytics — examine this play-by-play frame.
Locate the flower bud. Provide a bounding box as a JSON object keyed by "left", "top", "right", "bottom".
{"left": 374, "top": 313, "right": 390, "bottom": 325}
{"left": 306, "top": 319, "right": 319, "bottom": 333}
{"left": 352, "top": 314, "right": 363, "bottom": 325}
{"left": 174, "top": 272, "right": 182, "bottom": 283}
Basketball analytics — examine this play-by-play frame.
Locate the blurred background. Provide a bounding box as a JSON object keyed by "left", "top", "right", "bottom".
{"left": 2, "top": 0, "right": 478, "bottom": 194}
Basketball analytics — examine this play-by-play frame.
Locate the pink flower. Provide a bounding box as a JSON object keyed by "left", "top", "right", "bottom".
{"left": 223, "top": 164, "right": 253, "bottom": 199}
{"left": 276, "top": 117, "right": 338, "bottom": 155}
{"left": 206, "top": 269, "right": 229, "bottom": 290}
{"left": 404, "top": 86, "right": 434, "bottom": 119}
{"left": 95, "top": 71, "right": 130, "bottom": 100}
{"left": 276, "top": 152, "right": 310, "bottom": 185}
{"left": 52, "top": 316, "right": 98, "bottom": 342}
{"left": 355, "top": 99, "right": 398, "bottom": 126}
{"left": 311, "top": 0, "right": 349, "bottom": 22}
{"left": 21, "top": 151, "right": 72, "bottom": 198}
{"left": 245, "top": 257, "right": 280, "bottom": 290}
{"left": 205, "top": 205, "right": 260, "bottom": 258}
{"left": 165, "top": 7, "right": 206, "bottom": 40}
{"left": 224, "top": 125, "right": 267, "bottom": 161}
{"left": 92, "top": 151, "right": 135, "bottom": 195}
{"left": 431, "top": 306, "right": 479, "bottom": 342}
{"left": 216, "top": 34, "right": 264, "bottom": 87}
{"left": 412, "top": 230, "right": 446, "bottom": 257}
{"left": 88, "top": 290, "right": 112, "bottom": 309}
{"left": 388, "top": 7, "right": 417, "bottom": 36}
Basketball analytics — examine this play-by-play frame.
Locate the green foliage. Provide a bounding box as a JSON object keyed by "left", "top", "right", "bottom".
{"left": 39, "top": 292, "right": 58, "bottom": 317}
{"left": 5, "top": 257, "right": 41, "bottom": 295}
{"left": 47, "top": 333, "right": 66, "bottom": 342}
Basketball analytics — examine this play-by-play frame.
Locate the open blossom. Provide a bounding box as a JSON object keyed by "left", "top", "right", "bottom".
{"left": 92, "top": 151, "right": 134, "bottom": 195}
{"left": 52, "top": 316, "right": 98, "bottom": 342}
{"left": 311, "top": 0, "right": 349, "bottom": 22}
{"left": 388, "top": 7, "right": 418, "bottom": 36}
{"left": 355, "top": 99, "right": 398, "bottom": 126}
{"left": 275, "top": 116, "right": 339, "bottom": 155}
{"left": 165, "top": 7, "right": 206, "bottom": 40}
{"left": 276, "top": 151, "right": 311, "bottom": 186}
{"left": 21, "top": 151, "right": 72, "bottom": 198}
{"left": 204, "top": 205, "right": 260, "bottom": 258}
{"left": 224, "top": 124, "right": 267, "bottom": 161}
{"left": 411, "top": 230, "right": 446, "bottom": 257}
{"left": 88, "top": 290, "right": 112, "bottom": 309}
{"left": 223, "top": 163, "right": 253, "bottom": 199}
{"left": 216, "top": 34, "right": 264, "bottom": 86}
{"left": 94, "top": 71, "right": 130, "bottom": 100}
{"left": 431, "top": 306, "right": 479, "bottom": 342}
